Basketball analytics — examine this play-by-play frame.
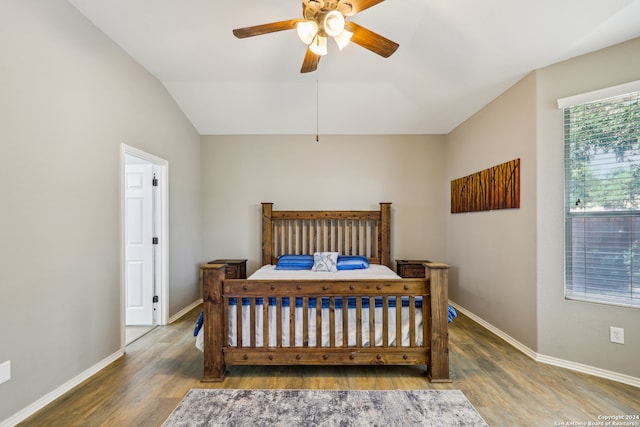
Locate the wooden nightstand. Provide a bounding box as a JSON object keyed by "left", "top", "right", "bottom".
{"left": 396, "top": 260, "right": 431, "bottom": 278}
{"left": 208, "top": 259, "right": 247, "bottom": 279}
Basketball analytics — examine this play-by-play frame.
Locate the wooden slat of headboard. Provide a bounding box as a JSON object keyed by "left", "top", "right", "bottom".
{"left": 262, "top": 203, "right": 391, "bottom": 267}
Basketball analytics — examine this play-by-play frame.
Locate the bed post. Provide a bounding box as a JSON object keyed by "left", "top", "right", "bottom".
{"left": 262, "top": 202, "right": 273, "bottom": 266}
{"left": 425, "top": 262, "right": 452, "bottom": 383}
{"left": 379, "top": 203, "right": 391, "bottom": 267}
{"left": 201, "top": 264, "right": 226, "bottom": 382}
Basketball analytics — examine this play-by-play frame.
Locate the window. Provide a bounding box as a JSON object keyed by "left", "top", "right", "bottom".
{"left": 561, "top": 84, "right": 640, "bottom": 308}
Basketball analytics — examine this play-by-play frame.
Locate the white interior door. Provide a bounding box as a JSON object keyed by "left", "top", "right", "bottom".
{"left": 125, "top": 162, "right": 154, "bottom": 325}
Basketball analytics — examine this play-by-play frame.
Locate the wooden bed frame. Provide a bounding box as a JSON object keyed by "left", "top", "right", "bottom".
{"left": 200, "top": 202, "right": 451, "bottom": 383}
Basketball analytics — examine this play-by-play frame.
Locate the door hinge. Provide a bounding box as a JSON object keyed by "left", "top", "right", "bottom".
{"left": 152, "top": 174, "right": 158, "bottom": 187}
{"left": 152, "top": 237, "right": 158, "bottom": 245}
{"left": 153, "top": 295, "right": 159, "bottom": 303}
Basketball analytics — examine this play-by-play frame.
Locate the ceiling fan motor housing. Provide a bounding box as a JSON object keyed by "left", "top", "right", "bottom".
{"left": 304, "top": 1, "right": 352, "bottom": 19}
{"left": 304, "top": 0, "right": 352, "bottom": 36}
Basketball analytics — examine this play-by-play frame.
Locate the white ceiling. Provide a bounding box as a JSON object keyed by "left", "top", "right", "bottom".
{"left": 67, "top": 0, "right": 640, "bottom": 135}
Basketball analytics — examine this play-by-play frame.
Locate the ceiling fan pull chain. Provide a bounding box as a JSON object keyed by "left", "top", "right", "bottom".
{"left": 316, "top": 79, "right": 320, "bottom": 142}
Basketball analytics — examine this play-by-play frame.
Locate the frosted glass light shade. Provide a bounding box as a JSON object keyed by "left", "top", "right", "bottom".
{"left": 334, "top": 29, "right": 353, "bottom": 50}
{"left": 323, "top": 11, "right": 344, "bottom": 37}
{"left": 309, "top": 35, "right": 328, "bottom": 56}
{"left": 296, "top": 20, "right": 319, "bottom": 45}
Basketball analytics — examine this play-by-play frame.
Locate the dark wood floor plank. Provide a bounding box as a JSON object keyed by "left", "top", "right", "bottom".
{"left": 18, "top": 306, "right": 640, "bottom": 427}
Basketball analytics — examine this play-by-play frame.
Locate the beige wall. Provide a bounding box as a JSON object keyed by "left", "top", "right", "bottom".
{"left": 446, "top": 37, "right": 640, "bottom": 379}
{"left": 200, "top": 135, "right": 447, "bottom": 274}
{"left": 445, "top": 73, "right": 539, "bottom": 350}
{"left": 536, "top": 38, "right": 640, "bottom": 377}
{"left": 0, "top": 0, "right": 201, "bottom": 421}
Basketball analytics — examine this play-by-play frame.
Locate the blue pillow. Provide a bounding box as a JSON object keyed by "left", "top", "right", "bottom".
{"left": 275, "top": 254, "right": 314, "bottom": 270}
{"left": 336, "top": 255, "right": 369, "bottom": 270}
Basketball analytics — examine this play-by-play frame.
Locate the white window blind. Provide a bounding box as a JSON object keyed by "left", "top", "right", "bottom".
{"left": 563, "top": 87, "right": 640, "bottom": 308}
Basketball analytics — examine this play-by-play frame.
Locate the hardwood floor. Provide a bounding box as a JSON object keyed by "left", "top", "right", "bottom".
{"left": 125, "top": 325, "right": 155, "bottom": 345}
{"left": 19, "top": 306, "right": 639, "bottom": 427}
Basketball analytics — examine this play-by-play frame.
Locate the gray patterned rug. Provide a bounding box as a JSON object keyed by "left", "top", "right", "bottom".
{"left": 162, "top": 389, "right": 488, "bottom": 426}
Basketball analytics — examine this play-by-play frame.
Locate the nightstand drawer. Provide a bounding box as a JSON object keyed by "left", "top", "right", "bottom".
{"left": 208, "top": 259, "right": 247, "bottom": 279}
{"left": 396, "top": 260, "right": 431, "bottom": 278}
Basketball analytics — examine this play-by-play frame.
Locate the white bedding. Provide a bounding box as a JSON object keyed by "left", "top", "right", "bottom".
{"left": 248, "top": 263, "right": 401, "bottom": 280}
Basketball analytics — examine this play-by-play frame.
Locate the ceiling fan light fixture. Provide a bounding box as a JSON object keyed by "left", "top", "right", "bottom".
{"left": 334, "top": 29, "right": 352, "bottom": 50}
{"left": 296, "top": 20, "right": 319, "bottom": 45}
{"left": 323, "top": 10, "right": 345, "bottom": 37}
{"left": 309, "top": 35, "right": 328, "bottom": 56}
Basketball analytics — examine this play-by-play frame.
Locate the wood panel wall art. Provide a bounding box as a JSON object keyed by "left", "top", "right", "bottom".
{"left": 451, "top": 158, "right": 520, "bottom": 214}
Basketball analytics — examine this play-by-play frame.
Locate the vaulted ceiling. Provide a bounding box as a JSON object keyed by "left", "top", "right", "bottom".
{"left": 68, "top": 0, "right": 640, "bottom": 135}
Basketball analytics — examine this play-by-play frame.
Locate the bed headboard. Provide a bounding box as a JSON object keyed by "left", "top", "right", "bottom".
{"left": 261, "top": 202, "right": 391, "bottom": 267}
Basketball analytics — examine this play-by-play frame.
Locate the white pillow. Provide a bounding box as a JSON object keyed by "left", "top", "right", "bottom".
{"left": 312, "top": 252, "right": 339, "bottom": 272}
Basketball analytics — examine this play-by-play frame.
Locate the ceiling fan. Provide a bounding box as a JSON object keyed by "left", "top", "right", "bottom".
{"left": 232, "top": 0, "right": 399, "bottom": 73}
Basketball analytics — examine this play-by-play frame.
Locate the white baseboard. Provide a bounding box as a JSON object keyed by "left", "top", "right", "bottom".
{"left": 535, "top": 354, "right": 640, "bottom": 388}
{"left": 449, "top": 301, "right": 640, "bottom": 388}
{"left": 168, "top": 298, "right": 202, "bottom": 324}
{"left": 0, "top": 350, "right": 124, "bottom": 427}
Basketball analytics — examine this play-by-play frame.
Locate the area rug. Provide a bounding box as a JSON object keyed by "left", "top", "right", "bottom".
{"left": 162, "top": 389, "right": 488, "bottom": 426}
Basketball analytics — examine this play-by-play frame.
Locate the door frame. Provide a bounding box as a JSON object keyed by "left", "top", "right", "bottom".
{"left": 120, "top": 144, "right": 169, "bottom": 349}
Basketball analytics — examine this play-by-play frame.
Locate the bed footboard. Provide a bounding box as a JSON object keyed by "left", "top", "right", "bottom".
{"left": 200, "top": 263, "right": 451, "bottom": 383}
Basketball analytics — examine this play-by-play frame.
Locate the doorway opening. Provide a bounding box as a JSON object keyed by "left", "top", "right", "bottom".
{"left": 121, "top": 144, "right": 169, "bottom": 347}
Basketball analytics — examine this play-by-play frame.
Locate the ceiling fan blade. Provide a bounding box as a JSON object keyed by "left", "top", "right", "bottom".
{"left": 301, "top": 47, "right": 320, "bottom": 73}
{"left": 233, "top": 19, "right": 301, "bottom": 38}
{"left": 344, "top": 21, "right": 399, "bottom": 58}
{"left": 340, "top": 0, "right": 385, "bottom": 16}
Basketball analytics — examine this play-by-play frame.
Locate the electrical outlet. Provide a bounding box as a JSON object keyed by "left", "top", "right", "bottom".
{"left": 0, "top": 360, "right": 11, "bottom": 384}
{"left": 610, "top": 326, "right": 625, "bottom": 344}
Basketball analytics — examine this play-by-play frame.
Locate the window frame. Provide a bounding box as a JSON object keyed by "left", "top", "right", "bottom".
{"left": 560, "top": 81, "right": 640, "bottom": 309}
